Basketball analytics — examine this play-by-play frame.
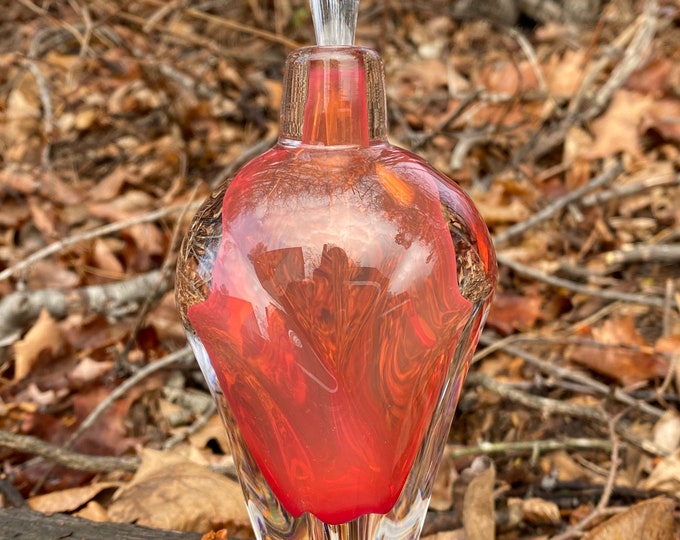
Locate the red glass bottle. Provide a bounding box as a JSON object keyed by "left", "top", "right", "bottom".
{"left": 176, "top": 32, "right": 496, "bottom": 540}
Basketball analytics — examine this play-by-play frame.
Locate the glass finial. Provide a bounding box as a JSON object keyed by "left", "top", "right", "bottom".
{"left": 309, "top": 0, "right": 359, "bottom": 46}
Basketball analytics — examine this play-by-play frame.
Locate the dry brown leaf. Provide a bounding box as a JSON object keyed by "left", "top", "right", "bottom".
{"left": 472, "top": 185, "right": 531, "bottom": 225}
{"left": 188, "top": 414, "right": 232, "bottom": 455}
{"left": 14, "top": 309, "right": 63, "bottom": 381}
{"left": 486, "top": 291, "right": 542, "bottom": 335}
{"left": 475, "top": 60, "right": 540, "bottom": 95}
{"left": 642, "top": 98, "right": 680, "bottom": 143}
{"left": 625, "top": 57, "right": 673, "bottom": 97}
{"left": 462, "top": 457, "right": 496, "bottom": 540}
{"left": 585, "top": 90, "right": 653, "bottom": 159}
{"left": 422, "top": 531, "right": 466, "bottom": 540}
{"left": 641, "top": 450, "right": 680, "bottom": 497}
{"left": 39, "top": 171, "right": 83, "bottom": 206}
{"left": 89, "top": 166, "right": 130, "bottom": 202}
{"left": 28, "top": 482, "right": 120, "bottom": 514}
{"left": 108, "top": 448, "right": 250, "bottom": 533}
{"left": 520, "top": 497, "right": 561, "bottom": 524}
{"left": 126, "top": 223, "right": 165, "bottom": 256}
{"left": 27, "top": 259, "right": 81, "bottom": 290}
{"left": 27, "top": 196, "right": 56, "bottom": 239}
{"left": 582, "top": 497, "right": 675, "bottom": 540}
{"left": 566, "top": 315, "right": 668, "bottom": 386}
{"left": 92, "top": 238, "right": 125, "bottom": 275}
{"left": 429, "top": 454, "right": 456, "bottom": 511}
{"left": 69, "top": 357, "right": 114, "bottom": 386}
{"left": 652, "top": 410, "right": 680, "bottom": 455}
{"left": 563, "top": 126, "right": 594, "bottom": 189}
{"left": 544, "top": 49, "right": 586, "bottom": 98}
{"left": 540, "top": 451, "right": 597, "bottom": 483}
{"left": 74, "top": 500, "right": 110, "bottom": 522}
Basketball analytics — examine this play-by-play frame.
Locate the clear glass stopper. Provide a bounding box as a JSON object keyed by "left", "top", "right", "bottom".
{"left": 309, "top": 0, "right": 359, "bottom": 46}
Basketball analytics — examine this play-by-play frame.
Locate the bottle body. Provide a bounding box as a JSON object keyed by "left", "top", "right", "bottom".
{"left": 175, "top": 46, "right": 496, "bottom": 540}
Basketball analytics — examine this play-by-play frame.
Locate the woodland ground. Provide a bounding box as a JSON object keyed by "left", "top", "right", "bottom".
{"left": 0, "top": 1, "right": 679, "bottom": 539}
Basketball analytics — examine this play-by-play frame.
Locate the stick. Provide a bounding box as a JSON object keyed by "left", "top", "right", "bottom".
{"left": 493, "top": 162, "right": 623, "bottom": 246}
{"left": 465, "top": 373, "right": 667, "bottom": 457}
{"left": 62, "top": 347, "right": 194, "bottom": 450}
{"left": 0, "top": 203, "right": 201, "bottom": 283}
{"left": 481, "top": 338, "right": 665, "bottom": 419}
{"left": 445, "top": 438, "right": 612, "bottom": 460}
{"left": 0, "top": 270, "right": 169, "bottom": 346}
{"left": 496, "top": 253, "right": 667, "bottom": 308}
{"left": 0, "top": 430, "right": 139, "bottom": 473}
{"left": 549, "top": 414, "right": 622, "bottom": 539}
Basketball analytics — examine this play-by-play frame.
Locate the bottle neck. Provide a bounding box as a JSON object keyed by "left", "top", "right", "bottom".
{"left": 279, "top": 46, "right": 388, "bottom": 147}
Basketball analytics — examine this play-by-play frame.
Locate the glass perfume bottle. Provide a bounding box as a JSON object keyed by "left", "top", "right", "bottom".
{"left": 175, "top": 1, "right": 496, "bottom": 538}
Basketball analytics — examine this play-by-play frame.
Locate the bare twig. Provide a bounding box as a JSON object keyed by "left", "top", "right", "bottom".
{"left": 0, "top": 270, "right": 169, "bottom": 346}
{"left": 480, "top": 338, "right": 665, "bottom": 419}
{"left": 550, "top": 414, "right": 623, "bottom": 539}
{"left": 508, "top": 27, "right": 547, "bottom": 92}
{"left": 0, "top": 203, "right": 201, "bottom": 283}
{"left": 466, "top": 373, "right": 667, "bottom": 457}
{"left": 601, "top": 244, "right": 680, "bottom": 267}
{"left": 581, "top": 173, "right": 679, "bottom": 207}
{"left": 116, "top": 190, "right": 200, "bottom": 374}
{"left": 445, "top": 437, "right": 612, "bottom": 460}
{"left": 63, "top": 347, "right": 194, "bottom": 450}
{"left": 496, "top": 252, "right": 667, "bottom": 308}
{"left": 0, "top": 430, "right": 139, "bottom": 473}
{"left": 583, "top": 0, "right": 658, "bottom": 119}
{"left": 529, "top": 1, "right": 658, "bottom": 161}
{"left": 138, "top": 0, "right": 302, "bottom": 49}
{"left": 493, "top": 162, "right": 623, "bottom": 246}
{"left": 162, "top": 400, "right": 217, "bottom": 450}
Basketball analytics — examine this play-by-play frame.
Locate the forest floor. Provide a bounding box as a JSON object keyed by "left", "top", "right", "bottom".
{"left": 0, "top": 1, "right": 679, "bottom": 539}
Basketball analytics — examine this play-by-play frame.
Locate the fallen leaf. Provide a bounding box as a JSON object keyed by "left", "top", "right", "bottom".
{"left": 642, "top": 98, "right": 680, "bottom": 143}
{"left": 585, "top": 90, "right": 653, "bottom": 159}
{"left": 429, "top": 453, "right": 456, "bottom": 511}
{"left": 108, "top": 448, "right": 250, "bottom": 533}
{"left": 28, "top": 482, "right": 120, "bottom": 514}
{"left": 188, "top": 414, "right": 231, "bottom": 455}
{"left": 89, "top": 166, "right": 130, "bottom": 202}
{"left": 14, "top": 310, "right": 63, "bottom": 381}
{"left": 422, "top": 531, "right": 466, "bottom": 540}
{"left": 92, "top": 238, "right": 125, "bottom": 275}
{"left": 566, "top": 315, "right": 668, "bottom": 386}
{"left": 69, "top": 357, "right": 114, "bottom": 386}
{"left": 75, "top": 500, "right": 110, "bottom": 522}
{"left": 520, "top": 497, "right": 561, "bottom": 524}
{"left": 641, "top": 450, "right": 680, "bottom": 497}
{"left": 625, "top": 57, "right": 673, "bottom": 97}
{"left": 652, "top": 410, "right": 680, "bottom": 455}
{"left": 582, "top": 497, "right": 674, "bottom": 540}
{"left": 544, "top": 49, "right": 586, "bottom": 98}
{"left": 540, "top": 451, "right": 597, "bottom": 483}
{"left": 27, "top": 259, "right": 80, "bottom": 290}
{"left": 475, "top": 60, "right": 540, "bottom": 95}
{"left": 461, "top": 457, "right": 496, "bottom": 540}
{"left": 486, "top": 291, "right": 542, "bottom": 335}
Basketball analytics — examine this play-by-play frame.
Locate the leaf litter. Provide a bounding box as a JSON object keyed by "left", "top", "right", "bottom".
{"left": 0, "top": 0, "right": 679, "bottom": 539}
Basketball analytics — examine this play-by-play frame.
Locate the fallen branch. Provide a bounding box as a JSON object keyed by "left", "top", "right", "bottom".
{"left": 63, "top": 347, "right": 194, "bottom": 450}
{"left": 0, "top": 430, "right": 139, "bottom": 473}
{"left": 550, "top": 414, "right": 622, "bottom": 540}
{"left": 496, "top": 253, "right": 667, "bottom": 308}
{"left": 445, "top": 437, "right": 612, "bottom": 460}
{"left": 0, "top": 203, "right": 201, "bottom": 283}
{"left": 493, "top": 162, "right": 623, "bottom": 246}
{"left": 466, "top": 373, "right": 667, "bottom": 457}
{"left": 0, "top": 270, "right": 168, "bottom": 346}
